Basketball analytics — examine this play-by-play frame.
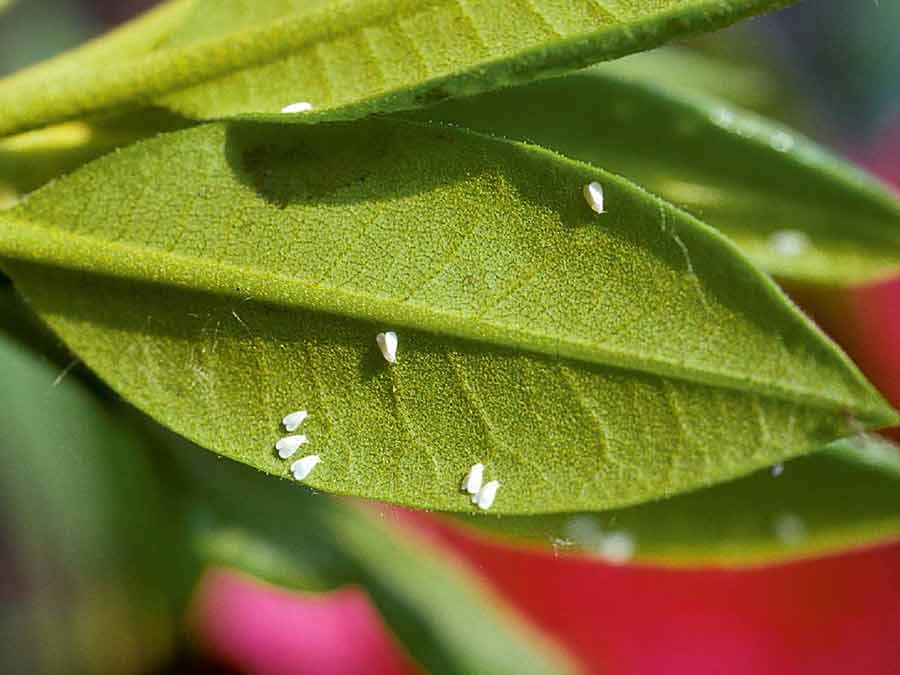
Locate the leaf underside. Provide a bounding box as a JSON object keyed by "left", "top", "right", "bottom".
{"left": 412, "top": 68, "right": 900, "bottom": 287}
{"left": 0, "top": 109, "right": 193, "bottom": 206}
{"left": 0, "top": 327, "right": 575, "bottom": 675}
{"left": 454, "top": 436, "right": 900, "bottom": 566}
{"left": 0, "top": 118, "right": 893, "bottom": 514}
{"left": 0, "top": 0, "right": 794, "bottom": 137}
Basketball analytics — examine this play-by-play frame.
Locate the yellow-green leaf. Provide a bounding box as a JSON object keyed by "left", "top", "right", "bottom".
{"left": 0, "top": 109, "right": 191, "bottom": 206}
{"left": 453, "top": 436, "right": 900, "bottom": 566}
{"left": 0, "top": 118, "right": 894, "bottom": 514}
{"left": 0, "top": 0, "right": 794, "bottom": 137}
{"left": 413, "top": 67, "right": 900, "bottom": 287}
{"left": 597, "top": 46, "right": 782, "bottom": 115}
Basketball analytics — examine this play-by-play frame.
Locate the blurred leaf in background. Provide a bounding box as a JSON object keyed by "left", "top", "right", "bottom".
{"left": 0, "top": 331, "right": 191, "bottom": 675}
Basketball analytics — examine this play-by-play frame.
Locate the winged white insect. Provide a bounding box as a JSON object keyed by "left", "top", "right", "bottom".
{"left": 583, "top": 181, "right": 605, "bottom": 214}
{"left": 275, "top": 434, "right": 308, "bottom": 459}
{"left": 461, "top": 463, "right": 484, "bottom": 495}
{"left": 774, "top": 513, "right": 807, "bottom": 546}
{"left": 376, "top": 331, "right": 398, "bottom": 364}
{"left": 769, "top": 230, "right": 810, "bottom": 257}
{"left": 283, "top": 410, "right": 309, "bottom": 432}
{"left": 281, "top": 101, "right": 314, "bottom": 113}
{"left": 291, "top": 455, "right": 321, "bottom": 481}
{"left": 475, "top": 480, "right": 500, "bottom": 510}
{"left": 598, "top": 531, "right": 636, "bottom": 564}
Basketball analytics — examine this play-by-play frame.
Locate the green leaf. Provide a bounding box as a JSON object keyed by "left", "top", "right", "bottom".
{"left": 454, "top": 436, "right": 900, "bottom": 566}
{"left": 412, "top": 67, "right": 900, "bottom": 287}
{"left": 331, "top": 505, "right": 578, "bottom": 675}
{"left": 0, "top": 118, "right": 894, "bottom": 514}
{"left": 0, "top": 0, "right": 795, "bottom": 137}
{"left": 0, "top": 109, "right": 192, "bottom": 206}
{"left": 597, "top": 46, "right": 782, "bottom": 115}
{"left": 170, "top": 433, "right": 577, "bottom": 675}
{"left": 0, "top": 333, "right": 187, "bottom": 674}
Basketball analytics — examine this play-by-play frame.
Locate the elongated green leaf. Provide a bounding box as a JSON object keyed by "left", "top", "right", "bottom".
{"left": 0, "top": 333, "right": 186, "bottom": 674}
{"left": 0, "top": 118, "right": 894, "bottom": 514}
{"left": 169, "top": 432, "right": 577, "bottom": 675}
{"left": 0, "top": 0, "right": 193, "bottom": 98}
{"left": 413, "top": 68, "right": 900, "bottom": 287}
{"left": 455, "top": 436, "right": 900, "bottom": 566}
{"left": 332, "top": 505, "right": 579, "bottom": 675}
{"left": 0, "top": 0, "right": 794, "bottom": 137}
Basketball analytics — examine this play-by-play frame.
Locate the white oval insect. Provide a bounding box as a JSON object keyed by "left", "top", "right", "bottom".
{"left": 774, "top": 513, "right": 807, "bottom": 546}
{"left": 376, "top": 331, "right": 398, "bottom": 364}
{"left": 291, "top": 454, "right": 321, "bottom": 481}
{"left": 282, "top": 410, "right": 309, "bottom": 432}
{"left": 281, "top": 101, "right": 314, "bottom": 114}
{"left": 461, "top": 463, "right": 484, "bottom": 496}
{"left": 770, "top": 130, "right": 795, "bottom": 153}
{"left": 771, "top": 462, "right": 784, "bottom": 477}
{"left": 275, "top": 434, "right": 308, "bottom": 459}
{"left": 768, "top": 230, "right": 810, "bottom": 257}
{"left": 474, "top": 480, "right": 500, "bottom": 510}
{"left": 583, "top": 181, "right": 606, "bottom": 215}
{"left": 598, "top": 531, "right": 636, "bottom": 564}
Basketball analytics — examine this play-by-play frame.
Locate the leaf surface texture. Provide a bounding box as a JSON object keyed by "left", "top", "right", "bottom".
{"left": 0, "top": 119, "right": 893, "bottom": 513}
{"left": 415, "top": 69, "right": 900, "bottom": 286}
{"left": 0, "top": 0, "right": 793, "bottom": 136}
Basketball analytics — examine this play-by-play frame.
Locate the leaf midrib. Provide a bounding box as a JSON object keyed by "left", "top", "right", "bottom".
{"left": 0, "top": 214, "right": 876, "bottom": 416}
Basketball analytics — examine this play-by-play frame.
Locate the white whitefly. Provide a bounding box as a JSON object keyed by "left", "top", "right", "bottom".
{"left": 711, "top": 107, "right": 736, "bottom": 129}
{"left": 282, "top": 410, "right": 309, "bottom": 432}
{"left": 564, "top": 515, "right": 606, "bottom": 548}
{"left": 771, "top": 462, "right": 784, "bottom": 477}
{"left": 583, "top": 181, "right": 606, "bottom": 215}
{"left": 376, "top": 331, "right": 398, "bottom": 364}
{"left": 275, "top": 434, "right": 309, "bottom": 459}
{"left": 550, "top": 537, "right": 576, "bottom": 556}
{"left": 770, "top": 130, "right": 795, "bottom": 153}
{"left": 774, "top": 513, "right": 807, "bottom": 546}
{"left": 475, "top": 480, "right": 500, "bottom": 510}
{"left": 769, "top": 230, "right": 811, "bottom": 257}
{"left": 281, "top": 101, "right": 314, "bottom": 113}
{"left": 461, "top": 463, "right": 484, "bottom": 495}
{"left": 598, "top": 531, "right": 636, "bottom": 564}
{"left": 291, "top": 454, "right": 321, "bottom": 481}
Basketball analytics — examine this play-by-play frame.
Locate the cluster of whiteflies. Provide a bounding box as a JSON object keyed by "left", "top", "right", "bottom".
{"left": 275, "top": 409, "right": 319, "bottom": 480}
{"left": 272, "top": 330, "right": 399, "bottom": 483}
{"left": 461, "top": 463, "right": 500, "bottom": 510}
